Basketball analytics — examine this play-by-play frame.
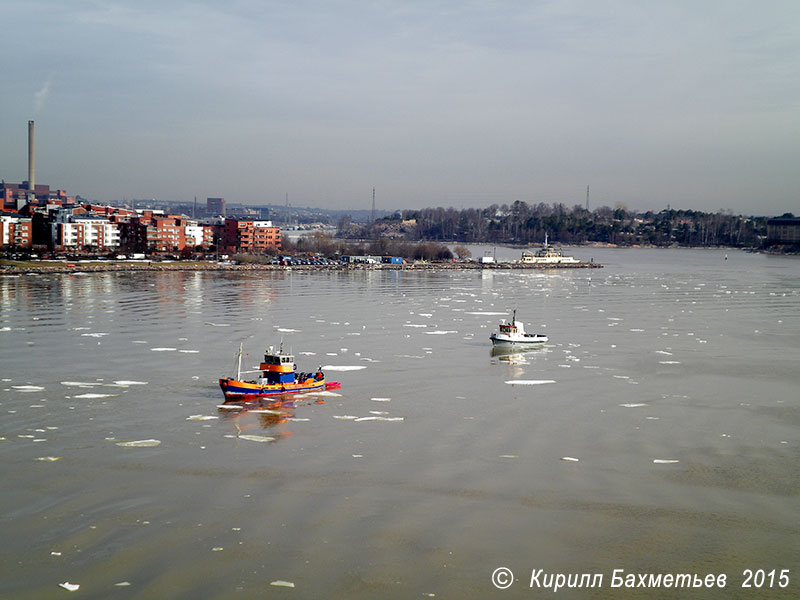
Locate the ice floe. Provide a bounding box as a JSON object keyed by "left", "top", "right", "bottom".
{"left": 186, "top": 415, "right": 218, "bottom": 421}
{"left": 12, "top": 385, "right": 45, "bottom": 392}
{"left": 151, "top": 347, "right": 176, "bottom": 352}
{"left": 653, "top": 459, "right": 680, "bottom": 464}
{"left": 371, "top": 397, "right": 391, "bottom": 402}
{"left": 561, "top": 457, "right": 580, "bottom": 462}
{"left": 619, "top": 403, "right": 648, "bottom": 408}
{"left": 61, "top": 381, "right": 99, "bottom": 387}
{"left": 35, "top": 456, "right": 62, "bottom": 462}
{"left": 505, "top": 380, "right": 556, "bottom": 385}
{"left": 59, "top": 582, "right": 80, "bottom": 592}
{"left": 270, "top": 581, "right": 295, "bottom": 588}
{"left": 73, "top": 393, "right": 116, "bottom": 399}
{"left": 237, "top": 434, "right": 275, "bottom": 443}
{"left": 113, "top": 380, "right": 148, "bottom": 386}
{"left": 116, "top": 439, "right": 161, "bottom": 447}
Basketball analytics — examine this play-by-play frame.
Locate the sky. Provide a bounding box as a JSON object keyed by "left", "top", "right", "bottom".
{"left": 2, "top": 1, "right": 799, "bottom": 215}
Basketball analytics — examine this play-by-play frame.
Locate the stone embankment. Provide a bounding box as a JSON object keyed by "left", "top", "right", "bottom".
{"left": 1, "top": 260, "right": 602, "bottom": 275}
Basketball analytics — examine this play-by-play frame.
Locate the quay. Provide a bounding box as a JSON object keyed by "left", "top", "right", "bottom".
{"left": 1, "top": 260, "right": 602, "bottom": 275}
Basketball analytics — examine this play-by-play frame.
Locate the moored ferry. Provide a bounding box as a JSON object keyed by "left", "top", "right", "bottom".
{"left": 521, "top": 233, "right": 580, "bottom": 264}
{"left": 219, "top": 343, "right": 340, "bottom": 402}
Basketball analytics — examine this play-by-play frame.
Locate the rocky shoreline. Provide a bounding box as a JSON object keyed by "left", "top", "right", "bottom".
{"left": 1, "top": 260, "right": 603, "bottom": 275}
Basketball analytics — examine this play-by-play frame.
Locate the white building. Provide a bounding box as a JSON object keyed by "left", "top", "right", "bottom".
{"left": 52, "top": 211, "right": 121, "bottom": 250}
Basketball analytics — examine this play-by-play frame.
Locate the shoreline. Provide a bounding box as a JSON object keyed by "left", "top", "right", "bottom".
{"left": 0, "top": 260, "right": 603, "bottom": 275}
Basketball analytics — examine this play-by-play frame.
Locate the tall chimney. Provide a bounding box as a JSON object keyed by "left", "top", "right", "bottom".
{"left": 28, "top": 120, "right": 35, "bottom": 192}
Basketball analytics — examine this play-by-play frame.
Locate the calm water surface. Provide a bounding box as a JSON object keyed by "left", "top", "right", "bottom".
{"left": 1, "top": 248, "right": 798, "bottom": 599}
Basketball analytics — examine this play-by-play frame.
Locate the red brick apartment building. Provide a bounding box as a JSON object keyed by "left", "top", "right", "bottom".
{"left": 222, "top": 219, "right": 281, "bottom": 253}
{"left": 0, "top": 213, "right": 33, "bottom": 248}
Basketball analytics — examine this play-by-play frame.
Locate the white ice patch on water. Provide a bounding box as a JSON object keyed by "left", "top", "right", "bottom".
{"left": 59, "top": 582, "right": 80, "bottom": 592}
{"left": 424, "top": 330, "right": 456, "bottom": 335}
{"left": 217, "top": 404, "right": 243, "bottom": 410}
{"left": 204, "top": 322, "right": 230, "bottom": 327}
{"left": 61, "top": 381, "right": 99, "bottom": 387}
{"left": 619, "top": 403, "right": 648, "bottom": 408}
{"left": 305, "top": 390, "right": 342, "bottom": 397}
{"left": 12, "top": 385, "right": 45, "bottom": 392}
{"left": 113, "top": 381, "right": 148, "bottom": 386}
{"left": 653, "top": 459, "right": 680, "bottom": 464}
{"left": 561, "top": 456, "right": 580, "bottom": 462}
{"left": 151, "top": 347, "right": 176, "bottom": 352}
{"left": 659, "top": 361, "right": 681, "bottom": 365}
{"left": 186, "top": 415, "right": 218, "bottom": 421}
{"left": 73, "top": 393, "right": 116, "bottom": 399}
{"left": 655, "top": 350, "right": 673, "bottom": 355}
{"left": 117, "top": 439, "right": 161, "bottom": 447}
{"left": 403, "top": 323, "right": 428, "bottom": 328}
{"left": 371, "top": 397, "right": 391, "bottom": 402}
{"left": 237, "top": 434, "right": 275, "bottom": 443}
{"left": 81, "top": 332, "right": 109, "bottom": 338}
{"left": 505, "top": 380, "right": 556, "bottom": 385}
{"left": 466, "top": 311, "right": 507, "bottom": 315}
{"left": 276, "top": 328, "right": 300, "bottom": 332}
{"left": 322, "top": 365, "right": 366, "bottom": 371}
{"left": 179, "top": 350, "right": 200, "bottom": 353}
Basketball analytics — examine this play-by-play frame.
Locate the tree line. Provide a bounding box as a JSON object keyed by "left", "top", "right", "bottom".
{"left": 337, "top": 202, "right": 769, "bottom": 248}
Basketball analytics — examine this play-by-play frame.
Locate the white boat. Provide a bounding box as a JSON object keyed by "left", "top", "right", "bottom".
{"left": 489, "top": 310, "right": 548, "bottom": 346}
{"left": 521, "top": 234, "right": 579, "bottom": 264}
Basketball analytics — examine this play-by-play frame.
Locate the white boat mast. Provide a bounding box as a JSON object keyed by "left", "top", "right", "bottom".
{"left": 235, "top": 342, "right": 243, "bottom": 380}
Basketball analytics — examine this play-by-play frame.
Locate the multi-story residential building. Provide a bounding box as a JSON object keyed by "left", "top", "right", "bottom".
{"left": 145, "top": 217, "right": 187, "bottom": 253}
{"left": 0, "top": 212, "right": 33, "bottom": 248}
{"left": 51, "top": 211, "right": 121, "bottom": 250}
{"left": 767, "top": 217, "right": 800, "bottom": 245}
{"left": 185, "top": 222, "right": 216, "bottom": 250}
{"left": 222, "top": 219, "right": 281, "bottom": 253}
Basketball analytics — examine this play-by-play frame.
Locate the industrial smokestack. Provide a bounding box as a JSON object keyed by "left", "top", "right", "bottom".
{"left": 28, "top": 120, "right": 35, "bottom": 192}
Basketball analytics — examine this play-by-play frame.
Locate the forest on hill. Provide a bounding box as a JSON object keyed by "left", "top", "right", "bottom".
{"left": 336, "top": 202, "right": 771, "bottom": 248}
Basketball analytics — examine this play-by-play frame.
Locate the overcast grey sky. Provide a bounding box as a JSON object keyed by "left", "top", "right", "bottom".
{"left": 2, "top": 0, "right": 798, "bottom": 214}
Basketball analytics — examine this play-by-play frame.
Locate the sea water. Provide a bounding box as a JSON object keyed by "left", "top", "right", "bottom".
{"left": 1, "top": 247, "right": 798, "bottom": 598}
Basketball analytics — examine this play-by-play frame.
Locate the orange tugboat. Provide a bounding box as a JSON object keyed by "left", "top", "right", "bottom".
{"left": 219, "top": 343, "right": 340, "bottom": 402}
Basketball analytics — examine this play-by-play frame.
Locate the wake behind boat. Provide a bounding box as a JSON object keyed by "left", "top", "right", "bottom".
{"left": 219, "top": 342, "right": 341, "bottom": 402}
{"left": 489, "top": 310, "right": 548, "bottom": 346}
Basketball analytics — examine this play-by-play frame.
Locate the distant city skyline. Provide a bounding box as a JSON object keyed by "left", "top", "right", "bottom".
{"left": 2, "top": 1, "right": 798, "bottom": 215}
